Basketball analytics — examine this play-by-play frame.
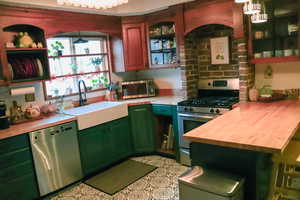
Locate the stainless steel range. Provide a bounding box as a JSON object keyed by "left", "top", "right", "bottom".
{"left": 177, "top": 79, "right": 240, "bottom": 166}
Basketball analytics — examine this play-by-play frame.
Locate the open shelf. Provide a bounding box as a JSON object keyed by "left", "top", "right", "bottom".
{"left": 1, "top": 24, "right": 50, "bottom": 83}
{"left": 250, "top": 56, "right": 300, "bottom": 64}
{"left": 6, "top": 48, "right": 48, "bottom": 51}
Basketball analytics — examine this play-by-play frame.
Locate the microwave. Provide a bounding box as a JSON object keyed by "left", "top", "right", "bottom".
{"left": 121, "top": 80, "right": 156, "bottom": 99}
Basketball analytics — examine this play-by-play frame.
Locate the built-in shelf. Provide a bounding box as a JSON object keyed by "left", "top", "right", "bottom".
{"left": 48, "top": 53, "right": 106, "bottom": 59}
{"left": 6, "top": 48, "right": 48, "bottom": 51}
{"left": 51, "top": 70, "right": 110, "bottom": 79}
{"left": 250, "top": 56, "right": 300, "bottom": 64}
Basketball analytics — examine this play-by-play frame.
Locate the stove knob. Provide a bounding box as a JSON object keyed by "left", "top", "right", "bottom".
{"left": 216, "top": 109, "right": 220, "bottom": 114}
{"left": 210, "top": 109, "right": 214, "bottom": 113}
{"left": 184, "top": 107, "right": 188, "bottom": 112}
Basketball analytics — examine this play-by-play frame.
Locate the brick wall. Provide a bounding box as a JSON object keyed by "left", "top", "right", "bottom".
{"left": 180, "top": 24, "right": 254, "bottom": 101}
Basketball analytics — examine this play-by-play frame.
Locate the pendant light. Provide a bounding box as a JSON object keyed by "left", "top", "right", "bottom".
{"left": 243, "top": 0, "right": 261, "bottom": 15}
{"left": 251, "top": 2, "right": 268, "bottom": 23}
{"left": 235, "top": 0, "right": 250, "bottom": 3}
{"left": 73, "top": 31, "right": 88, "bottom": 44}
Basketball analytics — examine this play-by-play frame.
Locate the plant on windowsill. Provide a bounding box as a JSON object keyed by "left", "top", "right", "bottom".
{"left": 70, "top": 63, "right": 78, "bottom": 74}
{"left": 91, "top": 75, "right": 109, "bottom": 89}
{"left": 90, "top": 56, "right": 103, "bottom": 71}
{"left": 48, "top": 41, "right": 64, "bottom": 57}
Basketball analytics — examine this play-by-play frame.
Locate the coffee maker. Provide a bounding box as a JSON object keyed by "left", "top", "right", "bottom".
{"left": 0, "top": 100, "right": 9, "bottom": 129}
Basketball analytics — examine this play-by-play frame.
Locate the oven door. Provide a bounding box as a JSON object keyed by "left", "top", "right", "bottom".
{"left": 178, "top": 113, "right": 217, "bottom": 148}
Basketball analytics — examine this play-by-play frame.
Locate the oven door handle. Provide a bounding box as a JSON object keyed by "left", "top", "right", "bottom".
{"left": 178, "top": 113, "right": 217, "bottom": 121}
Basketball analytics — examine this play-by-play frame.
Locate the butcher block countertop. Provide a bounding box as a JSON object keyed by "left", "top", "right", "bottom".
{"left": 184, "top": 100, "right": 300, "bottom": 154}
{"left": 0, "top": 114, "right": 77, "bottom": 140}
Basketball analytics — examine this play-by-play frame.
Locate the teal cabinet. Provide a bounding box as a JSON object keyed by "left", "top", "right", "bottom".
{"left": 129, "top": 104, "right": 155, "bottom": 154}
{"left": 79, "top": 117, "right": 132, "bottom": 176}
{"left": 0, "top": 134, "right": 39, "bottom": 200}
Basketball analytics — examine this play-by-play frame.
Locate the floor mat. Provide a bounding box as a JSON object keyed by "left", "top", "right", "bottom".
{"left": 84, "top": 159, "right": 157, "bottom": 195}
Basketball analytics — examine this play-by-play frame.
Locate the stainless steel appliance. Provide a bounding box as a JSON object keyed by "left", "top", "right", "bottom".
{"left": 179, "top": 166, "right": 244, "bottom": 200}
{"left": 0, "top": 100, "right": 9, "bottom": 129}
{"left": 121, "top": 80, "right": 155, "bottom": 99}
{"left": 177, "top": 79, "right": 239, "bottom": 166}
{"left": 29, "top": 121, "right": 82, "bottom": 196}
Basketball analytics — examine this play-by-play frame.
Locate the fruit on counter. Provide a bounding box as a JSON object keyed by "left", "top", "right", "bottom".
{"left": 25, "top": 104, "right": 41, "bottom": 119}
{"left": 40, "top": 103, "right": 57, "bottom": 114}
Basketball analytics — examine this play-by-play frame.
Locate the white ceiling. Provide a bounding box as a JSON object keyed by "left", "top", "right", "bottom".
{"left": 0, "top": 0, "right": 195, "bottom": 16}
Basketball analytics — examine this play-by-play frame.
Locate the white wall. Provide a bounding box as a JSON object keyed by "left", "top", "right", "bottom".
{"left": 136, "top": 68, "right": 182, "bottom": 89}
{"left": 255, "top": 61, "right": 300, "bottom": 89}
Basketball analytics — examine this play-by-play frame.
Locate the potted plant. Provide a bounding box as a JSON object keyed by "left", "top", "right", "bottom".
{"left": 70, "top": 63, "right": 78, "bottom": 74}
{"left": 90, "top": 57, "right": 103, "bottom": 71}
{"left": 49, "top": 41, "right": 64, "bottom": 57}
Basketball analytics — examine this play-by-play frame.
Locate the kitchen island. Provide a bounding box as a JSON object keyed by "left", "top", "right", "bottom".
{"left": 184, "top": 100, "right": 300, "bottom": 200}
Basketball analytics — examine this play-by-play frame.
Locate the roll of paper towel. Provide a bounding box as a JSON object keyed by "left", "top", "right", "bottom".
{"left": 10, "top": 87, "right": 35, "bottom": 96}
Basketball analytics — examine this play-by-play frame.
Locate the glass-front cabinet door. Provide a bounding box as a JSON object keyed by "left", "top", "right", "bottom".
{"left": 251, "top": 0, "right": 299, "bottom": 63}
{"left": 148, "top": 22, "right": 177, "bottom": 68}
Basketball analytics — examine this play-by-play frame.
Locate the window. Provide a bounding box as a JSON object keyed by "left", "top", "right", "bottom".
{"left": 44, "top": 36, "right": 110, "bottom": 99}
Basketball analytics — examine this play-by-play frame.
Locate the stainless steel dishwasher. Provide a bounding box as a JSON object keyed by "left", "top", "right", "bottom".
{"left": 29, "top": 121, "right": 83, "bottom": 196}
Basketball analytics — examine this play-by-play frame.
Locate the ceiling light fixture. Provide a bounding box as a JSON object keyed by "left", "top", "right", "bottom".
{"left": 243, "top": 0, "right": 261, "bottom": 15}
{"left": 234, "top": 0, "right": 250, "bottom": 3}
{"left": 57, "top": 0, "right": 129, "bottom": 10}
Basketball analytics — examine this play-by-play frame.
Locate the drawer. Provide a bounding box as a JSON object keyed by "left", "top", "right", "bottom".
{"left": 0, "top": 172, "right": 39, "bottom": 200}
{"left": 152, "top": 104, "right": 174, "bottom": 116}
{"left": 0, "top": 134, "right": 29, "bottom": 155}
{"left": 0, "top": 161, "right": 34, "bottom": 182}
{"left": 0, "top": 148, "right": 31, "bottom": 170}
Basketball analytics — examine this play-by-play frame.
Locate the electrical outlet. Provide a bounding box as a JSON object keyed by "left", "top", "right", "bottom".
{"left": 25, "top": 93, "right": 35, "bottom": 102}
{"left": 264, "top": 65, "right": 273, "bottom": 79}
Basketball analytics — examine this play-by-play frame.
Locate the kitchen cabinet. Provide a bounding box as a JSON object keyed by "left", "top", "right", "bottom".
{"left": 148, "top": 22, "right": 177, "bottom": 68}
{"left": 129, "top": 104, "right": 155, "bottom": 154}
{"left": 249, "top": 0, "right": 300, "bottom": 64}
{"left": 78, "top": 117, "right": 131, "bottom": 176}
{"left": 152, "top": 104, "right": 179, "bottom": 161}
{"left": 0, "top": 134, "right": 39, "bottom": 200}
{"left": 110, "top": 117, "right": 132, "bottom": 160}
{"left": 0, "top": 24, "right": 50, "bottom": 85}
{"left": 121, "top": 23, "right": 148, "bottom": 71}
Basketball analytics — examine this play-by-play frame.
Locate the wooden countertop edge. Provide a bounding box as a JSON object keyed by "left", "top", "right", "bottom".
{"left": 183, "top": 135, "right": 280, "bottom": 154}
{"left": 0, "top": 115, "right": 77, "bottom": 140}
{"left": 279, "top": 122, "right": 300, "bottom": 153}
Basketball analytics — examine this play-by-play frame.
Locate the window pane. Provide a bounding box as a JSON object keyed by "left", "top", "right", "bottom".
{"left": 47, "top": 38, "right": 72, "bottom": 56}
{"left": 45, "top": 77, "right": 79, "bottom": 98}
{"left": 49, "top": 57, "right": 73, "bottom": 77}
{"left": 74, "top": 38, "right": 107, "bottom": 54}
{"left": 79, "top": 72, "right": 110, "bottom": 91}
{"left": 75, "top": 55, "right": 108, "bottom": 73}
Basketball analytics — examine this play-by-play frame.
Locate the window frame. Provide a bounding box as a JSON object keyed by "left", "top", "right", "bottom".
{"left": 43, "top": 35, "right": 112, "bottom": 100}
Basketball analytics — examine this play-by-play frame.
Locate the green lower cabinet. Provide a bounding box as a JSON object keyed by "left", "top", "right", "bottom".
{"left": 129, "top": 104, "right": 155, "bottom": 154}
{"left": 110, "top": 117, "right": 132, "bottom": 160}
{"left": 79, "top": 117, "right": 132, "bottom": 176}
{"left": 0, "top": 134, "right": 39, "bottom": 200}
{"left": 79, "top": 124, "right": 113, "bottom": 176}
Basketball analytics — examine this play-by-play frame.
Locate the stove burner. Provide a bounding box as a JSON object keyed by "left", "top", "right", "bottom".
{"left": 178, "top": 96, "right": 239, "bottom": 109}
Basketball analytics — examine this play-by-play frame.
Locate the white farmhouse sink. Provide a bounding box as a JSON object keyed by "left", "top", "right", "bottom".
{"left": 63, "top": 101, "right": 128, "bottom": 130}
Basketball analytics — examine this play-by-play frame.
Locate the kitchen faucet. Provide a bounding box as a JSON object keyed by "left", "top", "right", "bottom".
{"left": 78, "top": 80, "right": 87, "bottom": 106}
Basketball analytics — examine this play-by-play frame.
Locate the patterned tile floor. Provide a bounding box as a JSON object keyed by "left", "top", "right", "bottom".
{"left": 50, "top": 156, "right": 189, "bottom": 200}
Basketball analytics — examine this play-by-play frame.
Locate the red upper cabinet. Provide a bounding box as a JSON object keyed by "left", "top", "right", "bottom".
{"left": 122, "top": 23, "right": 148, "bottom": 71}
